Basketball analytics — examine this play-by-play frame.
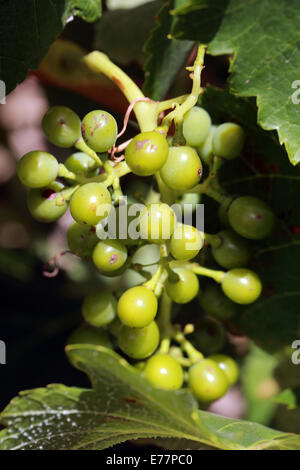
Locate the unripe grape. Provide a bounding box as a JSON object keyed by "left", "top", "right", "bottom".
{"left": 107, "top": 203, "right": 141, "bottom": 245}
{"left": 118, "top": 321, "right": 160, "bottom": 359}
{"left": 67, "top": 324, "right": 113, "bottom": 349}
{"left": 81, "top": 110, "right": 117, "bottom": 152}
{"left": 70, "top": 182, "right": 111, "bottom": 226}
{"left": 27, "top": 182, "right": 68, "bottom": 222}
{"left": 65, "top": 152, "right": 97, "bottom": 175}
{"left": 160, "top": 146, "right": 202, "bottom": 191}
{"left": 188, "top": 359, "right": 229, "bottom": 403}
{"left": 211, "top": 229, "right": 251, "bottom": 269}
{"left": 200, "top": 283, "right": 237, "bottom": 320}
{"left": 82, "top": 292, "right": 117, "bottom": 327}
{"left": 192, "top": 317, "right": 225, "bottom": 355}
{"left": 125, "top": 131, "right": 169, "bottom": 176}
{"left": 218, "top": 196, "right": 235, "bottom": 228}
{"left": 170, "top": 223, "right": 203, "bottom": 261}
{"left": 67, "top": 222, "right": 98, "bottom": 258}
{"left": 165, "top": 267, "right": 199, "bottom": 304}
{"left": 182, "top": 106, "right": 211, "bottom": 147}
{"left": 92, "top": 239, "right": 127, "bottom": 274}
{"left": 197, "top": 125, "right": 216, "bottom": 165}
{"left": 209, "top": 354, "right": 239, "bottom": 387}
{"left": 221, "top": 268, "right": 262, "bottom": 304}
{"left": 228, "top": 196, "right": 275, "bottom": 240}
{"left": 212, "top": 122, "right": 245, "bottom": 160}
{"left": 17, "top": 151, "right": 58, "bottom": 188}
{"left": 117, "top": 286, "right": 158, "bottom": 328}
{"left": 139, "top": 203, "right": 176, "bottom": 244}
{"left": 144, "top": 354, "right": 183, "bottom": 390}
{"left": 42, "top": 106, "right": 81, "bottom": 147}
{"left": 175, "top": 192, "right": 201, "bottom": 217}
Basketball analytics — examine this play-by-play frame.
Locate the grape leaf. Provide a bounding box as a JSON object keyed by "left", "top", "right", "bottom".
{"left": 200, "top": 86, "right": 300, "bottom": 351}
{"left": 0, "top": 345, "right": 299, "bottom": 450}
{"left": 274, "top": 389, "right": 300, "bottom": 410}
{"left": 94, "top": 1, "right": 161, "bottom": 66}
{"left": 0, "top": 0, "right": 102, "bottom": 94}
{"left": 143, "top": 0, "right": 193, "bottom": 100}
{"left": 171, "top": 0, "right": 300, "bottom": 165}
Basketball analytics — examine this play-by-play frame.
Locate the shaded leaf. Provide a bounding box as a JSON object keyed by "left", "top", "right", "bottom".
{"left": 0, "top": 346, "right": 299, "bottom": 450}
{"left": 0, "top": 0, "right": 102, "bottom": 94}
{"left": 274, "top": 388, "right": 300, "bottom": 410}
{"left": 200, "top": 86, "right": 300, "bottom": 351}
{"left": 143, "top": 0, "right": 193, "bottom": 100}
{"left": 172, "top": 0, "right": 300, "bottom": 165}
{"left": 94, "top": 1, "right": 161, "bottom": 66}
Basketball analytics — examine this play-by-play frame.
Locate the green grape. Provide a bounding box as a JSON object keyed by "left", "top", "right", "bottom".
{"left": 228, "top": 196, "right": 275, "bottom": 240}
{"left": 170, "top": 223, "right": 203, "bottom": 261}
{"left": 67, "top": 222, "right": 99, "bottom": 258}
{"left": 17, "top": 151, "right": 58, "bottom": 188}
{"left": 200, "top": 283, "right": 237, "bottom": 320}
{"left": 209, "top": 354, "right": 239, "bottom": 387}
{"left": 117, "top": 286, "right": 158, "bottom": 328}
{"left": 67, "top": 324, "right": 113, "bottom": 349}
{"left": 139, "top": 203, "right": 176, "bottom": 244}
{"left": 81, "top": 110, "right": 117, "bottom": 152}
{"left": 70, "top": 182, "right": 111, "bottom": 226}
{"left": 126, "top": 179, "right": 151, "bottom": 204}
{"left": 182, "top": 106, "right": 211, "bottom": 147}
{"left": 144, "top": 354, "right": 183, "bottom": 390}
{"left": 212, "top": 122, "right": 245, "bottom": 160}
{"left": 82, "top": 291, "right": 117, "bottom": 327}
{"left": 42, "top": 106, "right": 81, "bottom": 148}
{"left": 197, "top": 125, "right": 216, "bottom": 165}
{"left": 107, "top": 203, "right": 141, "bottom": 245}
{"left": 160, "top": 146, "right": 202, "bottom": 191}
{"left": 92, "top": 239, "right": 127, "bottom": 274}
{"left": 27, "top": 182, "right": 68, "bottom": 223}
{"left": 125, "top": 131, "right": 169, "bottom": 176}
{"left": 188, "top": 359, "right": 229, "bottom": 403}
{"left": 165, "top": 267, "right": 199, "bottom": 304}
{"left": 65, "top": 152, "right": 97, "bottom": 175}
{"left": 218, "top": 196, "right": 235, "bottom": 228}
{"left": 211, "top": 229, "right": 251, "bottom": 269}
{"left": 175, "top": 192, "right": 201, "bottom": 218}
{"left": 123, "top": 244, "right": 160, "bottom": 289}
{"left": 221, "top": 268, "right": 262, "bottom": 304}
{"left": 192, "top": 317, "right": 225, "bottom": 355}
{"left": 118, "top": 321, "right": 160, "bottom": 359}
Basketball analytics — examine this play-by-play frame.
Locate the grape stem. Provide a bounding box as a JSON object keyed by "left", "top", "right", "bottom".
{"left": 83, "top": 51, "right": 158, "bottom": 132}
{"left": 173, "top": 332, "right": 203, "bottom": 364}
{"left": 161, "top": 45, "right": 205, "bottom": 129}
{"left": 156, "top": 291, "right": 173, "bottom": 340}
{"left": 189, "top": 263, "right": 225, "bottom": 283}
{"left": 75, "top": 137, "right": 103, "bottom": 167}
{"left": 204, "top": 233, "right": 222, "bottom": 248}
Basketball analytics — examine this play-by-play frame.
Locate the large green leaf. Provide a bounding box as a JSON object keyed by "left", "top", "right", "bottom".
{"left": 200, "top": 86, "right": 300, "bottom": 351}
{"left": 143, "top": 0, "right": 193, "bottom": 100}
{"left": 0, "top": 345, "right": 299, "bottom": 450}
{"left": 0, "top": 0, "right": 102, "bottom": 94}
{"left": 171, "top": 0, "right": 300, "bottom": 165}
{"left": 94, "top": 1, "right": 161, "bottom": 66}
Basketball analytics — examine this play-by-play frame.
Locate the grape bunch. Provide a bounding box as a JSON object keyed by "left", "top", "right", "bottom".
{"left": 17, "top": 48, "right": 276, "bottom": 405}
